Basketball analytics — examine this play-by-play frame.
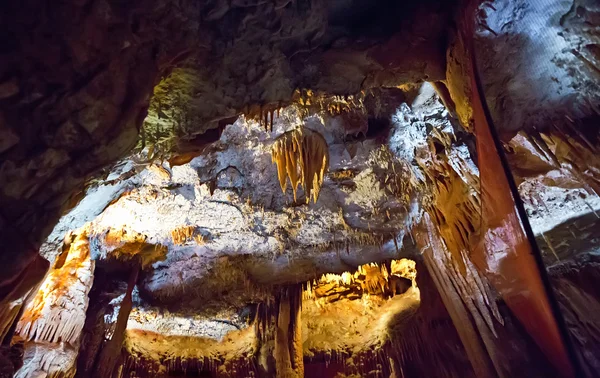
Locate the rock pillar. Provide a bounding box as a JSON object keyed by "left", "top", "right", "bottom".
{"left": 274, "top": 286, "right": 303, "bottom": 378}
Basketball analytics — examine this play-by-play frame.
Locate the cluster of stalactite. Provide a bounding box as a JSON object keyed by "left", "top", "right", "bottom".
{"left": 5, "top": 229, "right": 145, "bottom": 378}
{"left": 304, "top": 337, "right": 472, "bottom": 378}
{"left": 243, "top": 104, "right": 282, "bottom": 133}
{"left": 304, "top": 348, "right": 391, "bottom": 377}
{"left": 403, "top": 98, "right": 514, "bottom": 375}
{"left": 410, "top": 110, "right": 600, "bottom": 377}
{"left": 300, "top": 260, "right": 476, "bottom": 378}
{"left": 114, "top": 285, "right": 306, "bottom": 378}
{"left": 291, "top": 89, "right": 366, "bottom": 117}
{"left": 241, "top": 90, "right": 367, "bottom": 133}
{"left": 171, "top": 225, "right": 194, "bottom": 245}
{"left": 9, "top": 228, "right": 95, "bottom": 378}
{"left": 412, "top": 93, "right": 562, "bottom": 377}
{"left": 303, "top": 261, "right": 412, "bottom": 303}
{"left": 17, "top": 230, "right": 94, "bottom": 344}
{"left": 271, "top": 128, "right": 329, "bottom": 204}
{"left": 1, "top": 5, "right": 598, "bottom": 378}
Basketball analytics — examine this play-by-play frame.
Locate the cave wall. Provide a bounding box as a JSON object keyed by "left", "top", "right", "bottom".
{"left": 0, "top": 0, "right": 456, "bottom": 306}
{"left": 0, "top": 0, "right": 457, "bottom": 368}
{"left": 408, "top": 0, "right": 600, "bottom": 376}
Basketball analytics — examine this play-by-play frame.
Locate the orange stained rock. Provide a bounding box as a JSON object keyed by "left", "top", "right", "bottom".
{"left": 271, "top": 128, "right": 329, "bottom": 204}
{"left": 16, "top": 228, "right": 94, "bottom": 345}
{"left": 469, "top": 50, "right": 574, "bottom": 378}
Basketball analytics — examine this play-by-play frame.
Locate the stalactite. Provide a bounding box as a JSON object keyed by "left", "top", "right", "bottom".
{"left": 271, "top": 128, "right": 329, "bottom": 203}
{"left": 17, "top": 229, "right": 94, "bottom": 346}
{"left": 171, "top": 225, "right": 197, "bottom": 245}
{"left": 416, "top": 135, "right": 483, "bottom": 277}
{"left": 259, "top": 285, "right": 304, "bottom": 378}
{"left": 290, "top": 89, "right": 366, "bottom": 117}
{"left": 15, "top": 342, "right": 80, "bottom": 378}
{"left": 303, "top": 260, "right": 413, "bottom": 304}
{"left": 121, "top": 339, "right": 259, "bottom": 378}
{"left": 243, "top": 103, "right": 281, "bottom": 132}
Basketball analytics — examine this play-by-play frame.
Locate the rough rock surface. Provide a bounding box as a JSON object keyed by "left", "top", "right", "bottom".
{"left": 0, "top": 0, "right": 458, "bottom": 291}
{"left": 475, "top": 0, "right": 600, "bottom": 137}
{"left": 87, "top": 107, "right": 417, "bottom": 314}
{"left": 14, "top": 229, "right": 95, "bottom": 378}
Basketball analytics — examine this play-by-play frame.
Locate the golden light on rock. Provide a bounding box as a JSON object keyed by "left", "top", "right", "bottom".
{"left": 271, "top": 128, "right": 329, "bottom": 204}
{"left": 17, "top": 227, "right": 94, "bottom": 346}
{"left": 291, "top": 89, "right": 365, "bottom": 117}
{"left": 304, "top": 259, "right": 415, "bottom": 304}
{"left": 2, "top": 0, "right": 599, "bottom": 377}
{"left": 300, "top": 259, "right": 420, "bottom": 364}
{"left": 171, "top": 225, "right": 197, "bottom": 245}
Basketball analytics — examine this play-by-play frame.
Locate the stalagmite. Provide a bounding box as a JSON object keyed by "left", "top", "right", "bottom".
{"left": 289, "top": 287, "right": 303, "bottom": 378}
{"left": 271, "top": 128, "right": 329, "bottom": 203}
{"left": 274, "top": 286, "right": 303, "bottom": 378}
{"left": 92, "top": 265, "right": 139, "bottom": 378}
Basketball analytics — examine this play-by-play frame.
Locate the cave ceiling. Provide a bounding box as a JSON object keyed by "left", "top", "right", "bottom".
{"left": 0, "top": 0, "right": 457, "bottom": 257}
{"left": 43, "top": 88, "right": 431, "bottom": 316}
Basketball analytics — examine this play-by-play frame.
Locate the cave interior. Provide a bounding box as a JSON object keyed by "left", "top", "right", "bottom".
{"left": 0, "top": 0, "right": 599, "bottom": 377}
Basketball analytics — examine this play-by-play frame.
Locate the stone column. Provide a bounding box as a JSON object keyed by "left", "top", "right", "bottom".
{"left": 274, "top": 286, "right": 303, "bottom": 378}
{"left": 93, "top": 265, "right": 139, "bottom": 378}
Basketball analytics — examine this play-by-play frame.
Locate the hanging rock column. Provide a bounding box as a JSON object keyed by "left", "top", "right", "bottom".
{"left": 14, "top": 229, "right": 95, "bottom": 378}
{"left": 274, "top": 286, "right": 303, "bottom": 378}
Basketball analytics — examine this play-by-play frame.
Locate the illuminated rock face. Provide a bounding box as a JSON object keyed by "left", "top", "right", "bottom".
{"left": 70, "top": 106, "right": 417, "bottom": 316}
{"left": 6, "top": 83, "right": 600, "bottom": 377}
{"left": 14, "top": 229, "right": 95, "bottom": 378}
{"left": 0, "top": 0, "right": 455, "bottom": 284}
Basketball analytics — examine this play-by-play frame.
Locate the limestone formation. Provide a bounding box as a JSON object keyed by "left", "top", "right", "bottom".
{"left": 271, "top": 128, "right": 329, "bottom": 203}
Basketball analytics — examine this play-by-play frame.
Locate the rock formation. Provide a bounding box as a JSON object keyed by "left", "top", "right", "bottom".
{"left": 0, "top": 0, "right": 599, "bottom": 377}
